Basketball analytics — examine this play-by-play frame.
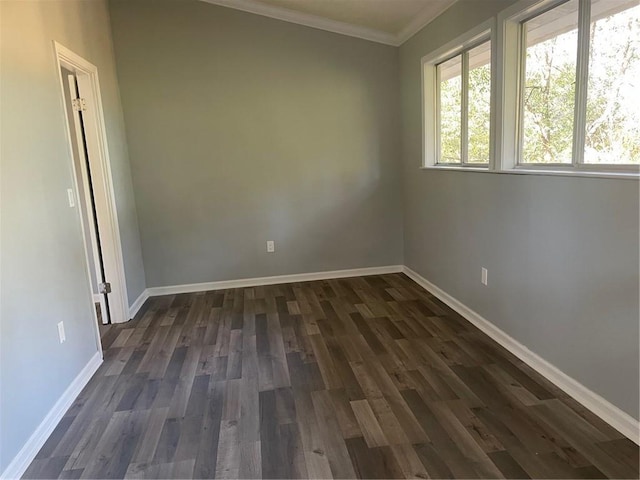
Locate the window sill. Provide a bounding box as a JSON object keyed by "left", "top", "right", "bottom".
{"left": 420, "top": 165, "right": 490, "bottom": 173}
{"left": 420, "top": 165, "right": 639, "bottom": 180}
{"left": 511, "top": 166, "right": 639, "bottom": 180}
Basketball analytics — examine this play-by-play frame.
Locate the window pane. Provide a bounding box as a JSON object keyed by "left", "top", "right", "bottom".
{"left": 521, "top": 0, "right": 579, "bottom": 164}
{"left": 467, "top": 42, "right": 491, "bottom": 164}
{"left": 438, "top": 55, "right": 462, "bottom": 163}
{"left": 584, "top": 1, "right": 640, "bottom": 164}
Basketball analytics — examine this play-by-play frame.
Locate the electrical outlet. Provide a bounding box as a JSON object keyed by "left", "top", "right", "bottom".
{"left": 67, "top": 188, "right": 75, "bottom": 207}
{"left": 57, "top": 321, "right": 66, "bottom": 343}
{"left": 481, "top": 267, "right": 488, "bottom": 286}
{"left": 266, "top": 240, "right": 275, "bottom": 253}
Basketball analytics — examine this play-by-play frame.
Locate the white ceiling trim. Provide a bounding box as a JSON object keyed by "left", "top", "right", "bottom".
{"left": 201, "top": 0, "right": 398, "bottom": 45}
{"left": 200, "top": 0, "right": 457, "bottom": 46}
{"left": 397, "top": 0, "right": 457, "bottom": 44}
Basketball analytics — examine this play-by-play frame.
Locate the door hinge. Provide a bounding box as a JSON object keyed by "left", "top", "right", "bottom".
{"left": 72, "top": 98, "right": 87, "bottom": 112}
{"left": 99, "top": 282, "right": 112, "bottom": 294}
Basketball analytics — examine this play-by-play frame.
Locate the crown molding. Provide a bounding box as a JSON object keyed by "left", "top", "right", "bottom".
{"left": 200, "top": 0, "right": 458, "bottom": 47}
{"left": 397, "top": 0, "right": 458, "bottom": 44}
{"left": 201, "top": 0, "right": 398, "bottom": 45}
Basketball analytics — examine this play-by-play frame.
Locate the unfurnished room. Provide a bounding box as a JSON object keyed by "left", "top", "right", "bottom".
{"left": 1, "top": 0, "right": 639, "bottom": 478}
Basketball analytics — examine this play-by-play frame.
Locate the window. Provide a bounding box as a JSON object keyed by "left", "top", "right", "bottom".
{"left": 422, "top": 22, "right": 493, "bottom": 169}
{"left": 438, "top": 55, "right": 462, "bottom": 163}
{"left": 584, "top": 1, "right": 640, "bottom": 165}
{"left": 467, "top": 43, "right": 492, "bottom": 164}
{"left": 514, "top": 0, "right": 640, "bottom": 170}
{"left": 520, "top": 0, "right": 579, "bottom": 164}
{"left": 436, "top": 41, "right": 492, "bottom": 165}
{"left": 422, "top": 0, "right": 639, "bottom": 177}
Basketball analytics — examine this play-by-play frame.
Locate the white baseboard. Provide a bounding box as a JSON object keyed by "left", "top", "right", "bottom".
{"left": 402, "top": 266, "right": 640, "bottom": 444}
{"left": 128, "top": 289, "right": 150, "bottom": 319}
{"left": 146, "top": 265, "right": 404, "bottom": 297}
{"left": 0, "top": 351, "right": 103, "bottom": 480}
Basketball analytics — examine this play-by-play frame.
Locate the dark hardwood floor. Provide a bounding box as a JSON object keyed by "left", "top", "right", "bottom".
{"left": 24, "top": 273, "right": 639, "bottom": 479}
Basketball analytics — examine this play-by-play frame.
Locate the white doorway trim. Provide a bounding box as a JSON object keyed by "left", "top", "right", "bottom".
{"left": 54, "top": 42, "right": 130, "bottom": 326}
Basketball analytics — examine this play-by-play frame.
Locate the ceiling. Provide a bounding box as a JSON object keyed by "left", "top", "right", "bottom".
{"left": 201, "top": 0, "right": 458, "bottom": 45}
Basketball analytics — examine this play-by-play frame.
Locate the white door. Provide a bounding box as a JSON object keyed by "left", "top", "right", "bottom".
{"left": 66, "top": 74, "right": 111, "bottom": 324}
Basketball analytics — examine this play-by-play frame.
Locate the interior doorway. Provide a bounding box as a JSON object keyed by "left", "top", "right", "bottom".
{"left": 55, "top": 43, "right": 130, "bottom": 335}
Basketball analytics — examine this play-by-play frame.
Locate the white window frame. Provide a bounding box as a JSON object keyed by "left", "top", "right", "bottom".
{"left": 421, "top": 0, "right": 639, "bottom": 179}
{"left": 499, "top": 0, "right": 640, "bottom": 176}
{"left": 421, "top": 19, "right": 495, "bottom": 170}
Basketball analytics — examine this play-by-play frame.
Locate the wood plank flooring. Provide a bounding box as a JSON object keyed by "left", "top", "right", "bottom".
{"left": 25, "top": 273, "right": 639, "bottom": 479}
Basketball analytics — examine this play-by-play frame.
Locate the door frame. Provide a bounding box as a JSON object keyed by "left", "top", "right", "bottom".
{"left": 54, "top": 42, "right": 130, "bottom": 326}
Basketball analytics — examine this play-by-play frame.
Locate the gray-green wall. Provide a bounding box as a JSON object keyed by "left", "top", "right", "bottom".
{"left": 400, "top": 0, "right": 639, "bottom": 418}
{"left": 2, "top": 0, "right": 638, "bottom": 473}
{"left": 108, "top": 0, "right": 403, "bottom": 288}
{"left": 0, "top": 0, "right": 145, "bottom": 471}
